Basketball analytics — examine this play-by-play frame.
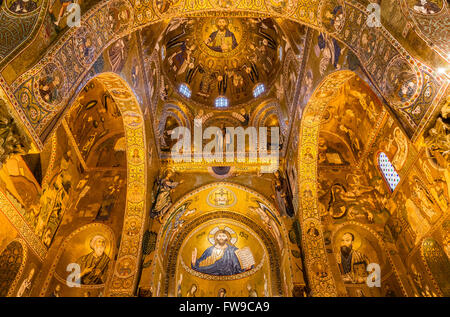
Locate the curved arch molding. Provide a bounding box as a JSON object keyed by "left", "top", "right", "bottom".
{"left": 87, "top": 73, "right": 148, "bottom": 297}
{"left": 297, "top": 70, "right": 357, "bottom": 296}
{"left": 0, "top": 0, "right": 49, "bottom": 68}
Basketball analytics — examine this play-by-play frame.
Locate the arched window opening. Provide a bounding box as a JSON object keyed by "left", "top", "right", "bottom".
{"left": 215, "top": 96, "right": 229, "bottom": 108}
{"left": 378, "top": 152, "right": 400, "bottom": 192}
{"left": 179, "top": 83, "right": 191, "bottom": 98}
{"left": 253, "top": 83, "right": 266, "bottom": 98}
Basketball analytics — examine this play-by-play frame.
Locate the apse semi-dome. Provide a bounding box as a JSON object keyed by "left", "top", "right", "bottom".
{"left": 160, "top": 17, "right": 284, "bottom": 109}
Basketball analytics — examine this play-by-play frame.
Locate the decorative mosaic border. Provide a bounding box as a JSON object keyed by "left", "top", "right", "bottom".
{"left": 297, "top": 71, "right": 357, "bottom": 296}
{"left": 94, "top": 74, "right": 148, "bottom": 297}
{"left": 6, "top": 238, "right": 28, "bottom": 297}
{"left": 0, "top": 189, "right": 47, "bottom": 261}
{"left": 404, "top": 0, "right": 450, "bottom": 62}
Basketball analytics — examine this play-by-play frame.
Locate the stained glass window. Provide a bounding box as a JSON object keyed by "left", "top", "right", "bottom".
{"left": 378, "top": 152, "right": 400, "bottom": 191}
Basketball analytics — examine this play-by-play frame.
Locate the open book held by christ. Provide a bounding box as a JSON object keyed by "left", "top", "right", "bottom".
{"left": 235, "top": 247, "right": 256, "bottom": 271}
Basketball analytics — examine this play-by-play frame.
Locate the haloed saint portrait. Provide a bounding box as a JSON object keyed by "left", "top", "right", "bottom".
{"left": 47, "top": 224, "right": 115, "bottom": 296}
{"left": 190, "top": 227, "right": 255, "bottom": 276}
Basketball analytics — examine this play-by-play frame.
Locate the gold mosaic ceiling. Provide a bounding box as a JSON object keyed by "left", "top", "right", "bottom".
{"left": 160, "top": 17, "right": 285, "bottom": 108}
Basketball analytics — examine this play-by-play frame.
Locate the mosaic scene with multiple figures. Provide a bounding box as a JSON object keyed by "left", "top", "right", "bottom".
{"left": 0, "top": 0, "right": 448, "bottom": 300}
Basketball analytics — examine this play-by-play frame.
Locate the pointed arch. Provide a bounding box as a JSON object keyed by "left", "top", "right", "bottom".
{"left": 47, "top": 72, "right": 148, "bottom": 296}
{"left": 151, "top": 182, "right": 292, "bottom": 297}
{"left": 83, "top": 73, "right": 148, "bottom": 296}
{"left": 297, "top": 70, "right": 357, "bottom": 296}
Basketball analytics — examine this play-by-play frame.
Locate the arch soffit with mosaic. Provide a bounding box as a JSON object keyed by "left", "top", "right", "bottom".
{"left": 155, "top": 181, "right": 289, "bottom": 253}
{"left": 296, "top": 70, "right": 422, "bottom": 296}
{"left": 157, "top": 102, "right": 192, "bottom": 133}
{"left": 59, "top": 72, "right": 148, "bottom": 297}
{"left": 250, "top": 99, "right": 288, "bottom": 137}
{"left": 403, "top": 0, "right": 449, "bottom": 61}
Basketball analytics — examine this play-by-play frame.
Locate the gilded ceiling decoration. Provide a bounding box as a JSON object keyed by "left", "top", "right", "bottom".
{"left": 0, "top": 0, "right": 445, "bottom": 149}
{"left": 148, "top": 182, "right": 290, "bottom": 297}
{"left": 0, "top": 97, "right": 31, "bottom": 166}
{"left": 160, "top": 17, "right": 283, "bottom": 108}
{"left": 0, "top": 0, "right": 47, "bottom": 67}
